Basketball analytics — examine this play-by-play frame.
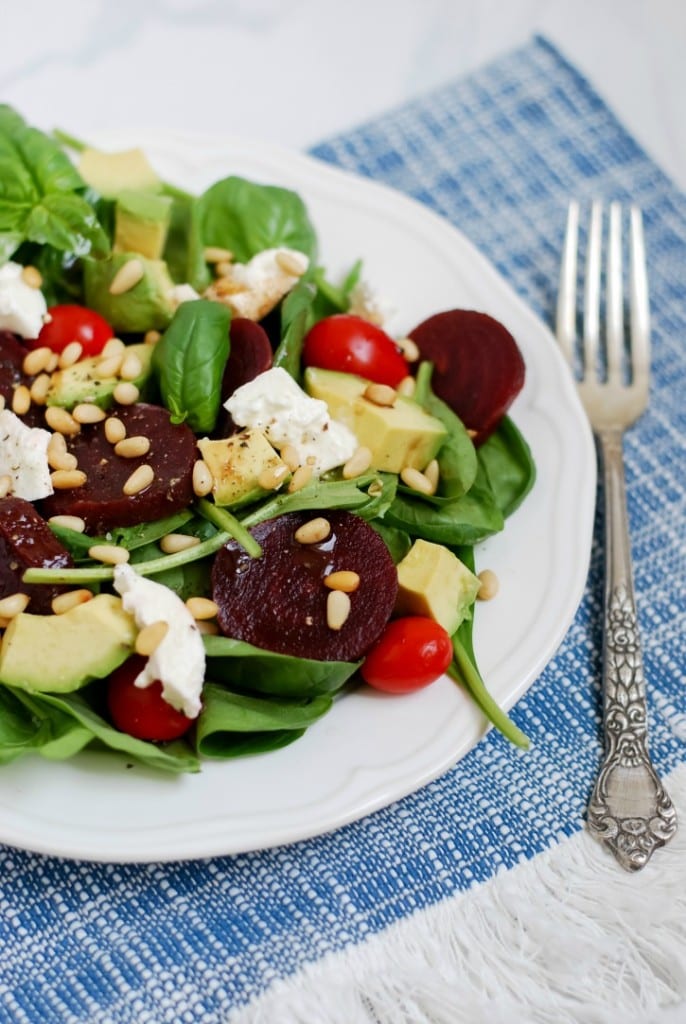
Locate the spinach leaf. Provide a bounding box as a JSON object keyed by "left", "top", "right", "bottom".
{"left": 195, "top": 683, "right": 333, "bottom": 758}
{"left": 477, "top": 416, "right": 536, "bottom": 518}
{"left": 153, "top": 298, "right": 230, "bottom": 433}
{"left": 203, "top": 635, "right": 358, "bottom": 697}
{"left": 240, "top": 472, "right": 385, "bottom": 526}
{"left": 196, "top": 175, "right": 317, "bottom": 263}
{"left": 368, "top": 521, "right": 413, "bottom": 563}
{"left": 0, "top": 105, "right": 109, "bottom": 262}
{"left": 309, "top": 260, "right": 363, "bottom": 320}
{"left": 273, "top": 278, "right": 317, "bottom": 379}
{"left": 162, "top": 188, "right": 211, "bottom": 293}
{"left": 424, "top": 390, "right": 478, "bottom": 499}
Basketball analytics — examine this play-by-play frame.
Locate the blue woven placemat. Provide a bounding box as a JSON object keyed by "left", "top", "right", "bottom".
{"left": 1, "top": 36, "right": 685, "bottom": 1024}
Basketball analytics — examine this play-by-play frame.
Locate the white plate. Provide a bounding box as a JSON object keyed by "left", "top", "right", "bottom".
{"left": 0, "top": 135, "right": 596, "bottom": 863}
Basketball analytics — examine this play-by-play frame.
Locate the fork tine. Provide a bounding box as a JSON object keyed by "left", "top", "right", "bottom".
{"left": 556, "top": 200, "right": 579, "bottom": 363}
{"left": 583, "top": 200, "right": 603, "bottom": 379}
{"left": 630, "top": 206, "right": 651, "bottom": 390}
{"left": 606, "top": 202, "right": 624, "bottom": 384}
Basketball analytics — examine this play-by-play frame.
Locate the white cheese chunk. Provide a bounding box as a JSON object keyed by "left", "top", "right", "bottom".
{"left": 347, "top": 279, "right": 395, "bottom": 327}
{"left": 0, "top": 409, "right": 54, "bottom": 501}
{"left": 224, "top": 366, "right": 357, "bottom": 474}
{"left": 0, "top": 262, "right": 48, "bottom": 339}
{"left": 205, "top": 247, "right": 309, "bottom": 321}
{"left": 113, "top": 564, "right": 205, "bottom": 719}
{"left": 170, "top": 282, "right": 201, "bottom": 308}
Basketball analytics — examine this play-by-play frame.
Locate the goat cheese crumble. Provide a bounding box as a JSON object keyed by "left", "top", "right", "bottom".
{"left": 113, "top": 564, "right": 205, "bottom": 719}
{"left": 224, "top": 366, "right": 357, "bottom": 473}
{"left": 204, "top": 247, "right": 309, "bottom": 321}
{"left": 0, "top": 409, "right": 53, "bottom": 501}
{"left": 0, "top": 262, "right": 48, "bottom": 339}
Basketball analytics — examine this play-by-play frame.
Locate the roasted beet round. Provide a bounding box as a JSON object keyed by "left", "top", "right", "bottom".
{"left": 41, "top": 402, "right": 197, "bottom": 533}
{"left": 212, "top": 510, "right": 398, "bottom": 662}
{"left": 409, "top": 310, "right": 525, "bottom": 445}
{"left": 0, "top": 330, "right": 44, "bottom": 428}
{"left": 0, "top": 496, "right": 73, "bottom": 614}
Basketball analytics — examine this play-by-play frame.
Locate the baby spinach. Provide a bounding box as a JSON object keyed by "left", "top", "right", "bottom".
{"left": 273, "top": 278, "right": 317, "bottom": 379}
{"left": 0, "top": 105, "right": 109, "bottom": 263}
{"left": 196, "top": 175, "right": 318, "bottom": 263}
{"left": 162, "top": 188, "right": 211, "bottom": 293}
{"left": 477, "top": 416, "right": 536, "bottom": 517}
{"left": 203, "top": 636, "right": 358, "bottom": 697}
{"left": 153, "top": 298, "right": 230, "bottom": 433}
{"left": 385, "top": 466, "right": 505, "bottom": 546}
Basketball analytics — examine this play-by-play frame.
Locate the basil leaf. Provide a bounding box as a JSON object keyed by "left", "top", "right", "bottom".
{"left": 196, "top": 175, "right": 318, "bottom": 263}
{"left": 154, "top": 299, "right": 230, "bottom": 433}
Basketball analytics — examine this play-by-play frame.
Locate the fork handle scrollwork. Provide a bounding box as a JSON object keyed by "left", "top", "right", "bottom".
{"left": 586, "top": 429, "right": 677, "bottom": 871}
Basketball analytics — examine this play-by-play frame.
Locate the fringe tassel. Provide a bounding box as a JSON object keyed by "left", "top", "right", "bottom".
{"left": 230, "top": 764, "right": 686, "bottom": 1024}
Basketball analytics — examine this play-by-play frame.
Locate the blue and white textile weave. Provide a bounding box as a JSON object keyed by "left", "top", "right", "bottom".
{"left": 1, "top": 36, "right": 685, "bottom": 1024}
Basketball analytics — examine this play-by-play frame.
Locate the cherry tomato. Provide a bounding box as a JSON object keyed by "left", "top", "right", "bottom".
{"left": 107, "top": 655, "right": 195, "bottom": 741}
{"left": 32, "top": 304, "right": 113, "bottom": 356}
{"left": 302, "top": 314, "right": 409, "bottom": 386}
{"left": 361, "top": 617, "right": 453, "bottom": 693}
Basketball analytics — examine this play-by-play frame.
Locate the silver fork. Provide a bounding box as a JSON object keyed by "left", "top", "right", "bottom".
{"left": 556, "top": 200, "right": 677, "bottom": 872}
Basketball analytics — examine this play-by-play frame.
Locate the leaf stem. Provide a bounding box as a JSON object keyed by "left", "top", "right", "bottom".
{"left": 196, "top": 499, "right": 262, "bottom": 558}
{"left": 449, "top": 638, "right": 530, "bottom": 750}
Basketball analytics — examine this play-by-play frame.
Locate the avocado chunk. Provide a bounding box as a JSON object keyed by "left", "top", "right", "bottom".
{"left": 394, "top": 538, "right": 480, "bottom": 635}
{"left": 304, "top": 367, "right": 447, "bottom": 473}
{"left": 0, "top": 594, "right": 136, "bottom": 693}
{"left": 114, "top": 189, "right": 173, "bottom": 260}
{"left": 197, "top": 429, "right": 290, "bottom": 508}
{"left": 46, "top": 343, "right": 154, "bottom": 411}
{"left": 83, "top": 253, "right": 176, "bottom": 332}
{"left": 78, "top": 147, "right": 162, "bottom": 198}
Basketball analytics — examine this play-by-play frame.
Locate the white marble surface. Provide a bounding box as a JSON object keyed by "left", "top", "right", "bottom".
{"left": 4, "top": 0, "right": 686, "bottom": 190}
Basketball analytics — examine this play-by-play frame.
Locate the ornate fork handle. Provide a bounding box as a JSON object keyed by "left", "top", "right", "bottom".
{"left": 587, "top": 428, "right": 677, "bottom": 870}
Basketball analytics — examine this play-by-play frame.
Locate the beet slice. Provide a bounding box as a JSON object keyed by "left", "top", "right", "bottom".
{"left": 409, "top": 310, "right": 525, "bottom": 445}
{"left": 214, "top": 318, "right": 273, "bottom": 437}
{"left": 0, "top": 330, "right": 44, "bottom": 428}
{"left": 212, "top": 510, "right": 398, "bottom": 662}
{"left": 0, "top": 496, "right": 73, "bottom": 614}
{"left": 41, "top": 402, "right": 197, "bottom": 533}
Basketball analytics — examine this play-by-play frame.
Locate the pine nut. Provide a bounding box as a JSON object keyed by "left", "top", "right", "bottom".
{"left": 21, "top": 265, "right": 42, "bottom": 289}
{"left": 122, "top": 464, "right": 154, "bottom": 496}
{"left": 58, "top": 341, "right": 83, "bottom": 369}
{"left": 96, "top": 354, "right": 123, "bottom": 378}
{"left": 159, "top": 533, "right": 200, "bottom": 554}
{"left": 48, "top": 515, "right": 86, "bottom": 533}
{"left": 367, "top": 478, "right": 384, "bottom": 498}
{"left": 114, "top": 435, "right": 150, "bottom": 458}
{"left": 185, "top": 596, "right": 219, "bottom": 620}
{"left": 280, "top": 444, "right": 301, "bottom": 472}
{"left": 113, "top": 381, "right": 139, "bottom": 406}
{"left": 400, "top": 466, "right": 434, "bottom": 495}
{"left": 396, "top": 375, "right": 416, "bottom": 397}
{"left": 119, "top": 352, "right": 143, "bottom": 381}
{"left": 204, "top": 246, "right": 234, "bottom": 264}
{"left": 22, "top": 346, "right": 53, "bottom": 376}
{"left": 294, "top": 517, "right": 330, "bottom": 545}
{"left": 29, "top": 373, "right": 52, "bottom": 405}
{"left": 46, "top": 352, "right": 59, "bottom": 372}
{"left": 72, "top": 402, "right": 106, "bottom": 425}
{"left": 135, "top": 620, "right": 169, "bottom": 657}
{"left": 477, "top": 569, "right": 499, "bottom": 601}
{"left": 11, "top": 385, "right": 31, "bottom": 416}
{"left": 192, "top": 459, "right": 214, "bottom": 497}
{"left": 101, "top": 337, "right": 126, "bottom": 359}
{"left": 326, "top": 590, "right": 351, "bottom": 631}
{"left": 51, "top": 589, "right": 93, "bottom": 615}
{"left": 423, "top": 459, "right": 439, "bottom": 492}
{"left": 342, "top": 446, "right": 372, "bottom": 479}
{"left": 48, "top": 450, "right": 78, "bottom": 472}
{"left": 363, "top": 383, "right": 396, "bottom": 407}
{"left": 275, "top": 249, "right": 308, "bottom": 276}
{"left": 0, "top": 475, "right": 13, "bottom": 498}
{"left": 51, "top": 468, "right": 87, "bottom": 489}
{"left": 215, "top": 261, "right": 235, "bottom": 278}
{"left": 47, "top": 430, "right": 67, "bottom": 458}
{"left": 195, "top": 620, "right": 219, "bottom": 636}
{"left": 397, "top": 336, "right": 420, "bottom": 362}
{"left": 104, "top": 417, "right": 127, "bottom": 444}
{"left": 288, "top": 465, "right": 312, "bottom": 492}
{"left": 257, "top": 463, "right": 289, "bottom": 491}
{"left": 45, "top": 406, "right": 80, "bottom": 435}
{"left": 0, "top": 394, "right": 5, "bottom": 410}
{"left": 324, "top": 571, "right": 360, "bottom": 593}
{"left": 0, "top": 617, "right": 9, "bottom": 630}
{"left": 88, "top": 544, "right": 130, "bottom": 565}
{"left": 109, "top": 258, "right": 145, "bottom": 295}
{"left": 144, "top": 330, "right": 161, "bottom": 345}
{"left": 0, "top": 593, "right": 30, "bottom": 618}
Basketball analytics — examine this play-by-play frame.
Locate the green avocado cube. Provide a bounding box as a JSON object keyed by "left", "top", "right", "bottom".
{"left": 114, "top": 190, "right": 173, "bottom": 260}
{"left": 197, "top": 429, "right": 290, "bottom": 508}
{"left": 46, "top": 343, "right": 154, "bottom": 411}
{"left": 304, "top": 367, "right": 447, "bottom": 473}
{"left": 0, "top": 594, "right": 136, "bottom": 693}
{"left": 78, "top": 147, "right": 162, "bottom": 198}
{"left": 394, "top": 539, "right": 480, "bottom": 635}
{"left": 83, "top": 252, "right": 176, "bottom": 333}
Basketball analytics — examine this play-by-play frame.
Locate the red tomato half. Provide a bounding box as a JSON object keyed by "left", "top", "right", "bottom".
{"left": 302, "top": 314, "right": 409, "bottom": 387}
{"left": 107, "top": 655, "right": 195, "bottom": 741}
{"left": 33, "top": 304, "right": 113, "bottom": 356}
{"left": 361, "top": 617, "right": 453, "bottom": 693}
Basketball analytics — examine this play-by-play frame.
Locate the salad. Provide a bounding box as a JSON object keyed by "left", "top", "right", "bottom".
{"left": 0, "top": 106, "right": 535, "bottom": 775}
